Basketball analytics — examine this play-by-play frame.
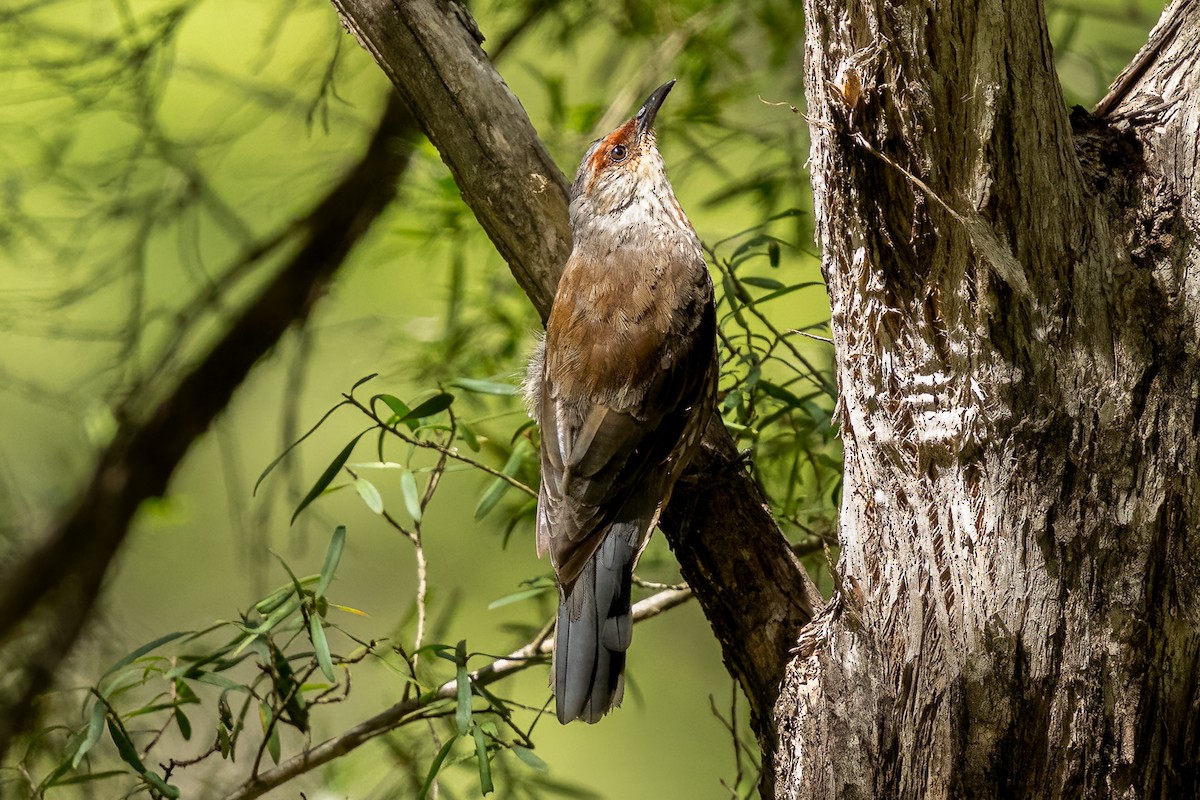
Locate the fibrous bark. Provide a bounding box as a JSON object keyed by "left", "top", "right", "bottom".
{"left": 784, "top": 1, "right": 1200, "bottom": 797}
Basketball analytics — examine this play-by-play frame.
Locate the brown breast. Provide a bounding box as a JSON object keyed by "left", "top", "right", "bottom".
{"left": 545, "top": 247, "right": 684, "bottom": 410}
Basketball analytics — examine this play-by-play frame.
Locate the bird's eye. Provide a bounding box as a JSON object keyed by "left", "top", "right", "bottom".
{"left": 609, "top": 144, "right": 628, "bottom": 162}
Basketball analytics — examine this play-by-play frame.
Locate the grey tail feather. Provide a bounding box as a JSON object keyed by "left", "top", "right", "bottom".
{"left": 555, "top": 524, "right": 637, "bottom": 724}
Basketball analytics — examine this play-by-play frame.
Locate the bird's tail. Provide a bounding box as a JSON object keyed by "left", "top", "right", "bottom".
{"left": 554, "top": 524, "right": 637, "bottom": 724}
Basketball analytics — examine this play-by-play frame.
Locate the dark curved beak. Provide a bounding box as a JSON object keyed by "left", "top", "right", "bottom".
{"left": 635, "top": 79, "right": 676, "bottom": 142}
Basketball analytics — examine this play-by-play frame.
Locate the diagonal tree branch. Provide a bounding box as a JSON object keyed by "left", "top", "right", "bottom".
{"left": 331, "top": 0, "right": 572, "bottom": 320}
{"left": 329, "top": 0, "right": 822, "bottom": 787}
{"left": 0, "top": 94, "right": 418, "bottom": 762}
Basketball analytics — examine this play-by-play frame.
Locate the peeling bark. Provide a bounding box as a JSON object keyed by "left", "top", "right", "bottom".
{"left": 785, "top": 1, "right": 1200, "bottom": 796}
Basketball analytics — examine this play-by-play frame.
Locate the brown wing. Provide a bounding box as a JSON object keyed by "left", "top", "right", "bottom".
{"left": 535, "top": 248, "right": 715, "bottom": 585}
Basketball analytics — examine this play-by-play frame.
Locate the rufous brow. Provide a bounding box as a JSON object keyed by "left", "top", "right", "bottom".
{"left": 586, "top": 119, "right": 637, "bottom": 178}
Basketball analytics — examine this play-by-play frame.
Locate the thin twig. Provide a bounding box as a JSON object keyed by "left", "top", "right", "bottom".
{"left": 410, "top": 411, "right": 455, "bottom": 670}
{"left": 219, "top": 586, "right": 692, "bottom": 800}
{"left": 787, "top": 329, "right": 833, "bottom": 344}
{"left": 344, "top": 394, "right": 536, "bottom": 497}
{"left": 632, "top": 575, "right": 688, "bottom": 591}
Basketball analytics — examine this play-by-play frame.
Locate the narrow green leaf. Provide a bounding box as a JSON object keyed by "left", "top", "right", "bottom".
{"left": 511, "top": 745, "right": 548, "bottom": 773}
{"left": 743, "top": 280, "right": 823, "bottom": 308}
{"left": 173, "top": 679, "right": 199, "bottom": 705}
{"left": 309, "top": 614, "right": 335, "bottom": 682}
{"left": 254, "top": 401, "right": 348, "bottom": 496}
{"left": 458, "top": 421, "right": 481, "bottom": 452}
{"left": 259, "top": 703, "right": 281, "bottom": 765}
{"left": 101, "top": 631, "right": 190, "bottom": 679}
{"left": 740, "top": 275, "right": 785, "bottom": 290}
{"left": 721, "top": 273, "right": 749, "bottom": 325}
{"left": 413, "top": 642, "right": 456, "bottom": 659}
{"left": 143, "top": 772, "right": 180, "bottom": 799}
{"left": 400, "top": 469, "right": 422, "bottom": 523}
{"left": 455, "top": 640, "right": 471, "bottom": 736}
{"left": 349, "top": 373, "right": 379, "bottom": 395}
{"left": 376, "top": 393, "right": 411, "bottom": 420}
{"left": 218, "top": 695, "right": 233, "bottom": 729}
{"left": 254, "top": 575, "right": 319, "bottom": 615}
{"left": 758, "top": 380, "right": 820, "bottom": 409}
{"left": 239, "top": 595, "right": 302, "bottom": 643}
{"left": 418, "top": 735, "right": 458, "bottom": 800}
{"left": 317, "top": 526, "right": 346, "bottom": 599}
{"left": 447, "top": 377, "right": 519, "bottom": 396}
{"left": 768, "top": 240, "right": 781, "bottom": 267}
{"left": 375, "top": 393, "right": 419, "bottom": 432}
{"left": 474, "top": 440, "right": 531, "bottom": 520}
{"left": 269, "top": 644, "right": 309, "bottom": 732}
{"left": 192, "top": 671, "right": 245, "bottom": 692}
{"left": 106, "top": 718, "right": 145, "bottom": 773}
{"left": 486, "top": 586, "right": 553, "bottom": 610}
{"left": 473, "top": 726, "right": 494, "bottom": 795}
{"left": 36, "top": 758, "right": 71, "bottom": 791}
{"left": 72, "top": 701, "right": 106, "bottom": 768}
{"left": 328, "top": 602, "right": 369, "bottom": 617}
{"left": 471, "top": 684, "right": 514, "bottom": 728}
{"left": 510, "top": 419, "right": 536, "bottom": 444}
{"left": 354, "top": 478, "right": 384, "bottom": 514}
{"left": 291, "top": 431, "right": 369, "bottom": 524}
{"left": 272, "top": 551, "right": 307, "bottom": 607}
{"left": 731, "top": 232, "right": 789, "bottom": 260}
{"left": 474, "top": 478, "right": 510, "bottom": 521}
{"left": 729, "top": 233, "right": 767, "bottom": 260}
{"left": 403, "top": 392, "right": 455, "bottom": 421}
{"left": 268, "top": 721, "right": 282, "bottom": 764}
{"left": 44, "top": 769, "right": 127, "bottom": 789}
{"left": 174, "top": 707, "right": 192, "bottom": 741}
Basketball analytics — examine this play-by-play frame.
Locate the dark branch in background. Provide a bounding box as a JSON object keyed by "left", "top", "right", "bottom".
{"left": 0, "top": 94, "right": 418, "bottom": 762}
{"left": 330, "top": 0, "right": 822, "bottom": 787}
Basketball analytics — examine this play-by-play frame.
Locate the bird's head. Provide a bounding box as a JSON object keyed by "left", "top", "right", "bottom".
{"left": 570, "top": 80, "right": 678, "bottom": 222}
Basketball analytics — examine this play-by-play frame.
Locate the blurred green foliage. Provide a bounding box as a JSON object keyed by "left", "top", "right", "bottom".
{"left": 0, "top": 0, "right": 1163, "bottom": 797}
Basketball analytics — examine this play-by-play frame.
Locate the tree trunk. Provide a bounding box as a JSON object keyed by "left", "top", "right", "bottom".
{"left": 782, "top": 0, "right": 1200, "bottom": 796}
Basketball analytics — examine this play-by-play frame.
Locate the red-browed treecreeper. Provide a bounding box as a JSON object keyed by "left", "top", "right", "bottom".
{"left": 525, "top": 79, "right": 717, "bottom": 724}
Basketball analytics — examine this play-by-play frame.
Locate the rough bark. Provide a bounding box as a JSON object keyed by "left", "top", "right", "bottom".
{"left": 783, "top": 1, "right": 1200, "bottom": 797}
{"left": 329, "top": 0, "right": 821, "bottom": 784}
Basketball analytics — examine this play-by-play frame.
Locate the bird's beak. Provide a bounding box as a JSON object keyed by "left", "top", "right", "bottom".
{"left": 635, "top": 79, "right": 676, "bottom": 143}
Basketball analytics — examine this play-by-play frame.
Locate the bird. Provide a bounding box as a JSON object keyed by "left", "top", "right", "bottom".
{"left": 524, "top": 79, "right": 717, "bottom": 724}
